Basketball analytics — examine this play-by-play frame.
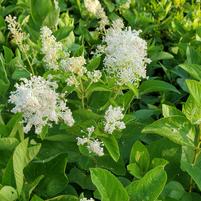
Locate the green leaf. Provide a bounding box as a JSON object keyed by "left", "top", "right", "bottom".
{"left": 127, "top": 163, "right": 142, "bottom": 179}
{"left": 90, "top": 168, "right": 129, "bottom": 201}
{"left": 0, "top": 55, "right": 10, "bottom": 96}
{"left": 46, "top": 195, "right": 78, "bottom": 201}
{"left": 150, "top": 51, "right": 174, "bottom": 62}
{"left": 0, "top": 138, "right": 19, "bottom": 151}
{"left": 129, "top": 141, "right": 150, "bottom": 174}
{"left": 31, "top": 195, "right": 44, "bottom": 201}
{"left": 101, "top": 135, "right": 120, "bottom": 162}
{"left": 13, "top": 138, "right": 28, "bottom": 195}
{"left": 12, "top": 69, "right": 30, "bottom": 80}
{"left": 25, "top": 154, "right": 68, "bottom": 198}
{"left": 179, "top": 64, "right": 201, "bottom": 81}
{"left": 186, "top": 46, "right": 201, "bottom": 65}
{"left": 183, "top": 95, "right": 201, "bottom": 124}
{"left": 140, "top": 80, "right": 180, "bottom": 95}
{"left": 3, "top": 46, "right": 14, "bottom": 63}
{"left": 142, "top": 116, "right": 194, "bottom": 147}
{"left": 0, "top": 186, "right": 18, "bottom": 201}
{"left": 160, "top": 181, "right": 185, "bottom": 200}
{"left": 162, "top": 104, "right": 184, "bottom": 117}
{"left": 186, "top": 79, "right": 201, "bottom": 104}
{"left": 69, "top": 167, "right": 94, "bottom": 190}
{"left": 181, "top": 161, "right": 201, "bottom": 191}
{"left": 126, "top": 166, "right": 167, "bottom": 201}
{"left": 87, "top": 55, "right": 102, "bottom": 71}
{"left": 30, "top": 0, "right": 59, "bottom": 27}
{"left": 13, "top": 139, "right": 41, "bottom": 195}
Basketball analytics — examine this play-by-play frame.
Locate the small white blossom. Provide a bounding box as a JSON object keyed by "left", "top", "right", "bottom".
{"left": 87, "top": 139, "right": 104, "bottom": 156}
{"left": 62, "top": 56, "right": 87, "bottom": 76}
{"left": 101, "top": 19, "right": 151, "bottom": 85}
{"left": 80, "top": 198, "right": 95, "bottom": 201}
{"left": 87, "top": 126, "right": 95, "bottom": 136}
{"left": 41, "top": 26, "right": 63, "bottom": 70}
{"left": 87, "top": 70, "right": 102, "bottom": 83}
{"left": 76, "top": 126, "right": 104, "bottom": 156}
{"left": 84, "top": 0, "right": 109, "bottom": 31}
{"left": 66, "top": 76, "right": 80, "bottom": 87}
{"left": 104, "top": 105, "right": 126, "bottom": 134}
{"left": 77, "top": 136, "right": 89, "bottom": 145}
{"left": 5, "top": 15, "right": 29, "bottom": 49}
{"left": 9, "top": 76, "right": 74, "bottom": 134}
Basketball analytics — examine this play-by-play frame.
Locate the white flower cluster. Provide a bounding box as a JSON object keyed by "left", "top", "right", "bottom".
{"left": 77, "top": 126, "right": 104, "bottom": 156}
{"left": 64, "top": 56, "right": 102, "bottom": 87}
{"left": 41, "top": 26, "right": 64, "bottom": 70}
{"left": 87, "top": 70, "right": 102, "bottom": 83}
{"left": 80, "top": 198, "right": 94, "bottom": 201}
{"left": 84, "top": 0, "right": 109, "bottom": 30}
{"left": 104, "top": 105, "right": 126, "bottom": 134}
{"left": 62, "top": 56, "right": 87, "bottom": 76}
{"left": 9, "top": 76, "right": 74, "bottom": 134}
{"left": 102, "top": 19, "right": 151, "bottom": 85}
{"left": 5, "top": 15, "right": 28, "bottom": 49}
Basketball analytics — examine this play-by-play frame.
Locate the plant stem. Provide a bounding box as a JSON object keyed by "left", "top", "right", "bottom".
{"left": 79, "top": 77, "right": 85, "bottom": 109}
{"left": 21, "top": 45, "right": 35, "bottom": 75}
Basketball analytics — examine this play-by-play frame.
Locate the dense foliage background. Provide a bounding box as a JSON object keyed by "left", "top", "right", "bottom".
{"left": 0, "top": 0, "right": 201, "bottom": 200}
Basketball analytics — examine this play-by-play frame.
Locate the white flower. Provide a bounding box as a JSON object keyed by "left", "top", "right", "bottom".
{"left": 5, "top": 15, "right": 28, "bottom": 49}
{"left": 66, "top": 75, "right": 80, "bottom": 87}
{"left": 87, "top": 126, "right": 95, "bottom": 136}
{"left": 84, "top": 0, "right": 109, "bottom": 30}
{"left": 104, "top": 105, "right": 126, "bottom": 134}
{"left": 87, "top": 139, "right": 104, "bottom": 156}
{"left": 62, "top": 56, "right": 87, "bottom": 76}
{"left": 41, "top": 26, "right": 63, "bottom": 70}
{"left": 77, "top": 136, "right": 89, "bottom": 145}
{"left": 77, "top": 126, "right": 104, "bottom": 156}
{"left": 101, "top": 19, "right": 151, "bottom": 85}
{"left": 9, "top": 76, "right": 74, "bottom": 134}
{"left": 80, "top": 198, "right": 95, "bottom": 201}
{"left": 87, "top": 70, "right": 102, "bottom": 83}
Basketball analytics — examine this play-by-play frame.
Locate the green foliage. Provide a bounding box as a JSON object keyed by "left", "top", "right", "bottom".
{"left": 0, "top": 0, "right": 201, "bottom": 200}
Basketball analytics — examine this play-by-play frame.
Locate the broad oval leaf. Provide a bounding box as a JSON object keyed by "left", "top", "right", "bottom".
{"left": 129, "top": 141, "right": 150, "bottom": 173}
{"left": 140, "top": 80, "right": 180, "bottom": 95}
{"left": 186, "top": 79, "right": 201, "bottom": 104}
{"left": 126, "top": 166, "right": 167, "bottom": 201}
{"left": 90, "top": 168, "right": 129, "bottom": 201}
{"left": 179, "top": 64, "right": 201, "bottom": 81}
{"left": 142, "top": 116, "right": 195, "bottom": 147}
{"left": 0, "top": 186, "right": 17, "bottom": 201}
{"left": 183, "top": 95, "right": 201, "bottom": 124}
{"left": 101, "top": 135, "right": 120, "bottom": 162}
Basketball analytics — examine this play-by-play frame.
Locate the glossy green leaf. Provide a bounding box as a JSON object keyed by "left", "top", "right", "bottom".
{"left": 140, "top": 80, "right": 180, "bottom": 95}
{"left": 179, "top": 64, "right": 201, "bottom": 81}
{"left": 186, "top": 79, "right": 201, "bottom": 104}
{"left": 129, "top": 141, "right": 150, "bottom": 173}
{"left": 126, "top": 166, "right": 167, "bottom": 201}
{"left": 101, "top": 135, "right": 120, "bottom": 162}
{"left": 183, "top": 95, "right": 201, "bottom": 124}
{"left": 0, "top": 186, "right": 18, "bottom": 201}
{"left": 162, "top": 104, "right": 184, "bottom": 117}
{"left": 90, "top": 168, "right": 129, "bottom": 201}
{"left": 46, "top": 195, "right": 78, "bottom": 201}
{"left": 142, "top": 116, "right": 194, "bottom": 147}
